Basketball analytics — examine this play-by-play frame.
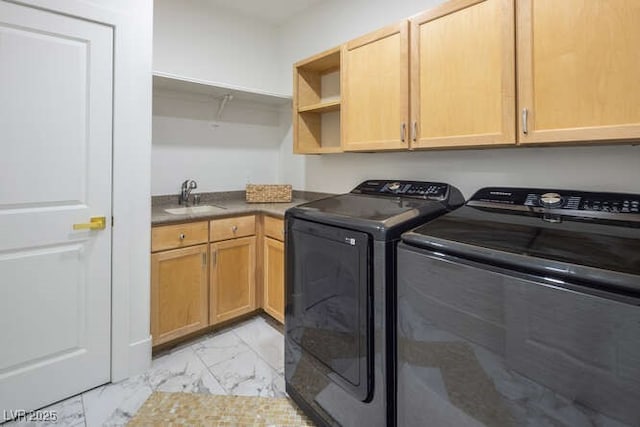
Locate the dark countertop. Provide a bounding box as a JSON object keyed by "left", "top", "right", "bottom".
{"left": 151, "top": 190, "right": 332, "bottom": 226}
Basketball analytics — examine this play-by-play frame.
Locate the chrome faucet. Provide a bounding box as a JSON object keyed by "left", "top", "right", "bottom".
{"left": 179, "top": 179, "right": 198, "bottom": 205}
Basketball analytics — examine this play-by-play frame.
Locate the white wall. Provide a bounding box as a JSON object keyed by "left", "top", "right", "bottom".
{"left": 110, "top": 0, "right": 154, "bottom": 379}
{"left": 277, "top": 0, "right": 640, "bottom": 198}
{"left": 154, "top": 0, "right": 281, "bottom": 94}
{"left": 290, "top": 146, "right": 640, "bottom": 197}
{"left": 153, "top": 0, "right": 289, "bottom": 195}
{"left": 152, "top": 89, "right": 287, "bottom": 195}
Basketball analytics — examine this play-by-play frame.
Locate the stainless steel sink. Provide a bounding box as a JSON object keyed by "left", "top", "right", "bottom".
{"left": 164, "top": 205, "right": 227, "bottom": 215}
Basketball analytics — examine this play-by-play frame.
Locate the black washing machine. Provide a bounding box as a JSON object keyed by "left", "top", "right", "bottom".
{"left": 397, "top": 187, "right": 640, "bottom": 427}
{"left": 284, "top": 180, "right": 464, "bottom": 427}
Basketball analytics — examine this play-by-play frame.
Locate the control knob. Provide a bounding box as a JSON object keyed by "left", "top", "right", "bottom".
{"left": 539, "top": 192, "right": 563, "bottom": 208}
{"left": 387, "top": 182, "right": 401, "bottom": 191}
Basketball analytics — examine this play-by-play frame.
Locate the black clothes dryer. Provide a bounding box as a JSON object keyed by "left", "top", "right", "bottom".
{"left": 285, "top": 180, "right": 464, "bottom": 427}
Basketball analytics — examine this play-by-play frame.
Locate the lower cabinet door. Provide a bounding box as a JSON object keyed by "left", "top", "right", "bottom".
{"left": 263, "top": 237, "right": 285, "bottom": 323}
{"left": 151, "top": 244, "right": 209, "bottom": 346}
{"left": 210, "top": 236, "right": 256, "bottom": 324}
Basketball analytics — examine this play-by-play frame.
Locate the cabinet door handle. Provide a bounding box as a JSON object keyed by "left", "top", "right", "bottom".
{"left": 412, "top": 121, "right": 417, "bottom": 142}
{"left": 522, "top": 108, "right": 529, "bottom": 135}
{"left": 401, "top": 123, "right": 406, "bottom": 142}
{"left": 179, "top": 233, "right": 186, "bottom": 240}
{"left": 211, "top": 250, "right": 216, "bottom": 266}
{"left": 202, "top": 252, "right": 207, "bottom": 267}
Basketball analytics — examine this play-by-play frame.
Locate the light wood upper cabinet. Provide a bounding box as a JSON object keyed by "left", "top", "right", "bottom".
{"left": 210, "top": 236, "right": 256, "bottom": 324}
{"left": 151, "top": 244, "right": 209, "bottom": 346}
{"left": 517, "top": 0, "right": 640, "bottom": 144}
{"left": 263, "top": 237, "right": 285, "bottom": 324}
{"left": 342, "top": 22, "right": 410, "bottom": 151}
{"left": 294, "top": 0, "right": 639, "bottom": 152}
{"left": 410, "top": 0, "right": 516, "bottom": 149}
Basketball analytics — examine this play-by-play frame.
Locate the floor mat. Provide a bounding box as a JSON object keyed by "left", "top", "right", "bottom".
{"left": 128, "top": 392, "right": 314, "bottom": 426}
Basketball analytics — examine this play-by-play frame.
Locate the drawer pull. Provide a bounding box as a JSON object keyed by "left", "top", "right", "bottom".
{"left": 232, "top": 225, "right": 238, "bottom": 233}
{"left": 179, "top": 233, "right": 186, "bottom": 240}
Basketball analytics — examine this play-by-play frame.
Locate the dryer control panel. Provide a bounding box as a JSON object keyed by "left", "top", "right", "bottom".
{"left": 352, "top": 180, "right": 450, "bottom": 200}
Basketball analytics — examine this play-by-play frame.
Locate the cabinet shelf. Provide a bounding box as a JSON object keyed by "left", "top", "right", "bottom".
{"left": 153, "top": 71, "right": 291, "bottom": 108}
{"left": 294, "top": 46, "right": 343, "bottom": 154}
{"left": 298, "top": 100, "right": 341, "bottom": 113}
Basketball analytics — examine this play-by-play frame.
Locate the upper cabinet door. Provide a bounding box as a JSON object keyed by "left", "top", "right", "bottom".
{"left": 517, "top": 0, "right": 640, "bottom": 144}
{"left": 342, "top": 22, "right": 410, "bottom": 151}
{"left": 411, "top": 0, "right": 516, "bottom": 149}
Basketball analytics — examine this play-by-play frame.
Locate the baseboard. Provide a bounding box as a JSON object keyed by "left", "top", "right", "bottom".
{"left": 127, "top": 336, "right": 152, "bottom": 378}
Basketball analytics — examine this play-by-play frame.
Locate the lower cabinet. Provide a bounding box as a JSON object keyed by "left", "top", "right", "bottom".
{"left": 210, "top": 236, "right": 256, "bottom": 324}
{"left": 151, "top": 214, "right": 285, "bottom": 348}
{"left": 150, "top": 244, "right": 209, "bottom": 346}
{"left": 263, "top": 237, "right": 285, "bottom": 323}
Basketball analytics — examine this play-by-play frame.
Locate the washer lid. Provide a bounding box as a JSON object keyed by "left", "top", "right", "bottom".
{"left": 402, "top": 205, "right": 640, "bottom": 293}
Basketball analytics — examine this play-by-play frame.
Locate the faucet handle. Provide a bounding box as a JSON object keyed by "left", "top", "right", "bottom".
{"left": 188, "top": 180, "right": 198, "bottom": 190}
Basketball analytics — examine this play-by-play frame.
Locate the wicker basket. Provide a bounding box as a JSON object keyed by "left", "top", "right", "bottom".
{"left": 245, "top": 184, "right": 292, "bottom": 203}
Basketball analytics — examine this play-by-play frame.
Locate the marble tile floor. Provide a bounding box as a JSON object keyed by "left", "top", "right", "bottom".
{"left": 4, "top": 315, "right": 286, "bottom": 427}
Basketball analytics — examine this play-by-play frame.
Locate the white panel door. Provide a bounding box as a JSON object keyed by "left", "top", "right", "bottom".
{"left": 0, "top": 1, "right": 113, "bottom": 412}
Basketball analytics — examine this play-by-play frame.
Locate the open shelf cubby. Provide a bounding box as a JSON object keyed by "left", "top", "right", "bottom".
{"left": 293, "top": 46, "right": 343, "bottom": 154}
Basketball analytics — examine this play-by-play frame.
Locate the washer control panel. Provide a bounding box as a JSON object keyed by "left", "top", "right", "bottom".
{"left": 470, "top": 187, "right": 640, "bottom": 215}
{"left": 578, "top": 196, "right": 640, "bottom": 214}
{"left": 525, "top": 192, "right": 640, "bottom": 214}
{"left": 352, "top": 180, "right": 450, "bottom": 199}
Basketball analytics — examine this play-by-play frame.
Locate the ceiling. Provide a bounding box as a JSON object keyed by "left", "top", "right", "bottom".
{"left": 206, "top": 0, "right": 324, "bottom": 25}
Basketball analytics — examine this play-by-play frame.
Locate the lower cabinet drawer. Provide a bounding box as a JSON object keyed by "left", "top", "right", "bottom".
{"left": 264, "top": 216, "right": 285, "bottom": 241}
{"left": 152, "top": 221, "right": 209, "bottom": 252}
{"left": 210, "top": 215, "right": 256, "bottom": 242}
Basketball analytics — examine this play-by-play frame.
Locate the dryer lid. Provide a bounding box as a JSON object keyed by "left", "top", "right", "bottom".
{"left": 288, "top": 194, "right": 450, "bottom": 240}
{"left": 287, "top": 180, "right": 464, "bottom": 241}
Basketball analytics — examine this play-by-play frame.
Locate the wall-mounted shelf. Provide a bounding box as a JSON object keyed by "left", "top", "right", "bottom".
{"left": 152, "top": 71, "right": 292, "bottom": 108}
